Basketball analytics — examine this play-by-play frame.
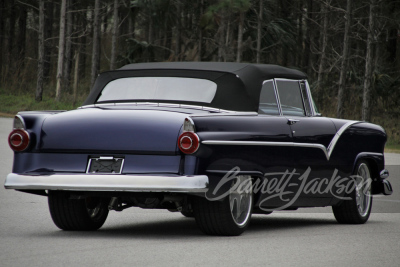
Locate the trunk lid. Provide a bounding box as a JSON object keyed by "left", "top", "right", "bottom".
{"left": 40, "top": 108, "right": 188, "bottom": 153}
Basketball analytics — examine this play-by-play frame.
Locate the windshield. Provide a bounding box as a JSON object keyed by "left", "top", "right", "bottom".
{"left": 97, "top": 77, "right": 217, "bottom": 103}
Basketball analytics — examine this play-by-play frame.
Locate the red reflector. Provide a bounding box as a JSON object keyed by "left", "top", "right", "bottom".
{"left": 8, "top": 129, "right": 30, "bottom": 152}
{"left": 178, "top": 132, "right": 200, "bottom": 154}
{"left": 180, "top": 136, "right": 193, "bottom": 149}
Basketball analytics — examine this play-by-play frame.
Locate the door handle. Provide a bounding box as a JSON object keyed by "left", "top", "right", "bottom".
{"left": 287, "top": 119, "right": 299, "bottom": 125}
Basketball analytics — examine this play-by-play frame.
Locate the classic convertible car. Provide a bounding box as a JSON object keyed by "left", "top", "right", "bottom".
{"left": 5, "top": 62, "right": 393, "bottom": 236}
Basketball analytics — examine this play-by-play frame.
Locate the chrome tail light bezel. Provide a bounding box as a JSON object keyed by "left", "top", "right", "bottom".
{"left": 9, "top": 115, "right": 30, "bottom": 152}
{"left": 178, "top": 118, "right": 200, "bottom": 154}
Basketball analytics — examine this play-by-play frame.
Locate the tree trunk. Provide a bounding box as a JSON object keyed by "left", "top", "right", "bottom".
{"left": 128, "top": 4, "right": 136, "bottom": 39}
{"left": 35, "top": 0, "right": 45, "bottom": 102}
{"left": 316, "top": 1, "right": 329, "bottom": 108}
{"left": 280, "top": 0, "right": 290, "bottom": 66}
{"left": 197, "top": 0, "right": 203, "bottom": 61}
{"left": 110, "top": 0, "right": 119, "bottom": 70}
{"left": 64, "top": 0, "right": 72, "bottom": 93}
{"left": 337, "top": 0, "right": 353, "bottom": 119}
{"left": 43, "top": 1, "right": 54, "bottom": 85}
{"left": 0, "top": 0, "right": 5, "bottom": 85}
{"left": 175, "top": 0, "right": 182, "bottom": 60}
{"left": 78, "top": 6, "right": 88, "bottom": 80}
{"left": 217, "top": 15, "right": 226, "bottom": 62}
{"left": 73, "top": 47, "right": 80, "bottom": 106}
{"left": 16, "top": 5, "right": 27, "bottom": 74}
{"left": 236, "top": 11, "right": 244, "bottom": 63}
{"left": 302, "top": 0, "right": 313, "bottom": 74}
{"left": 6, "top": 3, "right": 16, "bottom": 70}
{"left": 296, "top": 0, "right": 303, "bottom": 67}
{"left": 90, "top": 0, "right": 101, "bottom": 89}
{"left": 362, "top": 0, "right": 376, "bottom": 122}
{"left": 55, "top": 0, "right": 67, "bottom": 101}
{"left": 256, "top": 0, "right": 263, "bottom": 64}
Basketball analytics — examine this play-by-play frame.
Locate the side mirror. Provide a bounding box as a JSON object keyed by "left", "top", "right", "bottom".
{"left": 315, "top": 113, "right": 322, "bottom": 117}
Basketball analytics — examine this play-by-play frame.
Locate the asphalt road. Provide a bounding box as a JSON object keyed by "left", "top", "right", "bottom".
{"left": 0, "top": 117, "right": 399, "bottom": 267}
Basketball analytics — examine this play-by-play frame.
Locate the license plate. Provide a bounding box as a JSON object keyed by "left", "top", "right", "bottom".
{"left": 86, "top": 157, "right": 124, "bottom": 174}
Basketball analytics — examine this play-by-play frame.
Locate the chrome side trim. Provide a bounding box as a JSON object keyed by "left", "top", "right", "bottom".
{"left": 80, "top": 102, "right": 236, "bottom": 113}
{"left": 202, "top": 140, "right": 330, "bottom": 160}
{"left": 190, "top": 112, "right": 258, "bottom": 117}
{"left": 326, "top": 121, "right": 359, "bottom": 158}
{"left": 202, "top": 121, "right": 360, "bottom": 161}
{"left": 4, "top": 173, "right": 209, "bottom": 193}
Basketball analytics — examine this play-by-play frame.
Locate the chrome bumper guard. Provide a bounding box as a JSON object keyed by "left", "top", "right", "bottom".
{"left": 380, "top": 169, "right": 392, "bottom": 196}
{"left": 4, "top": 173, "right": 209, "bottom": 193}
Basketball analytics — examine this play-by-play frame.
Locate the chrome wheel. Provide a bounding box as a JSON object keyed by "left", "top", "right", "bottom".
{"left": 229, "top": 176, "right": 253, "bottom": 226}
{"left": 332, "top": 160, "right": 373, "bottom": 224}
{"left": 355, "top": 163, "right": 372, "bottom": 217}
{"left": 192, "top": 175, "right": 253, "bottom": 236}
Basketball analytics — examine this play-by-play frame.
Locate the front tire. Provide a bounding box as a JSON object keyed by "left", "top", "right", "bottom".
{"left": 48, "top": 191, "right": 109, "bottom": 231}
{"left": 193, "top": 176, "right": 253, "bottom": 236}
{"left": 332, "top": 160, "right": 373, "bottom": 224}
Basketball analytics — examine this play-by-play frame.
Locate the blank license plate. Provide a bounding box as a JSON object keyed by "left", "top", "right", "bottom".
{"left": 86, "top": 157, "right": 124, "bottom": 174}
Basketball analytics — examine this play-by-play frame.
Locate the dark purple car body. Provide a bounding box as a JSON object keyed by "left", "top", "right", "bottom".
{"left": 5, "top": 62, "right": 392, "bottom": 235}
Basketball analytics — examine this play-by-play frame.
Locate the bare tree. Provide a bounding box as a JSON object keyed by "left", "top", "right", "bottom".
{"left": 110, "top": 0, "right": 119, "bottom": 70}
{"left": 16, "top": 4, "right": 27, "bottom": 73}
{"left": 256, "top": 0, "right": 263, "bottom": 64}
{"left": 35, "top": 0, "right": 45, "bottom": 102}
{"left": 316, "top": 1, "right": 330, "bottom": 106}
{"left": 302, "top": 0, "right": 313, "bottom": 73}
{"left": 217, "top": 15, "right": 226, "bottom": 62}
{"left": 43, "top": 1, "right": 54, "bottom": 84}
{"left": 236, "top": 10, "right": 244, "bottom": 63}
{"left": 175, "top": 0, "right": 182, "bottom": 60}
{"left": 0, "top": 0, "right": 3, "bottom": 86}
{"left": 362, "top": 0, "right": 377, "bottom": 122}
{"left": 91, "top": 0, "right": 101, "bottom": 89}
{"left": 197, "top": 0, "right": 204, "bottom": 61}
{"left": 337, "top": 0, "right": 353, "bottom": 119}
{"left": 64, "top": 0, "right": 73, "bottom": 92}
{"left": 55, "top": 0, "right": 67, "bottom": 101}
{"left": 73, "top": 47, "right": 80, "bottom": 106}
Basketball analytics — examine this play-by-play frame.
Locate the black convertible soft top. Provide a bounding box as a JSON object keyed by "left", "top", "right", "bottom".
{"left": 83, "top": 62, "right": 307, "bottom": 111}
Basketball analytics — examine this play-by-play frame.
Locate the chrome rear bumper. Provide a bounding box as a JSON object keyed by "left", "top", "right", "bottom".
{"left": 4, "top": 173, "right": 209, "bottom": 193}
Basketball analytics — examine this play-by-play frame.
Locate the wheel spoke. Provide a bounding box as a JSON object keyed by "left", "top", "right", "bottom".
{"left": 355, "top": 163, "right": 372, "bottom": 217}
{"left": 229, "top": 176, "right": 252, "bottom": 226}
{"left": 230, "top": 191, "right": 241, "bottom": 220}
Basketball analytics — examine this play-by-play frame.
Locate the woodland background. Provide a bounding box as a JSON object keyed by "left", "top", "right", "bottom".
{"left": 0, "top": 0, "right": 399, "bottom": 147}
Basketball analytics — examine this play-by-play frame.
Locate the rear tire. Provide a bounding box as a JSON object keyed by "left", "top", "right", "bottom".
{"left": 193, "top": 176, "right": 253, "bottom": 236}
{"left": 48, "top": 191, "right": 109, "bottom": 231}
{"left": 332, "top": 160, "right": 373, "bottom": 224}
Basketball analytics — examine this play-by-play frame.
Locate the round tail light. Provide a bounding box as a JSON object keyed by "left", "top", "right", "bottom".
{"left": 178, "top": 132, "right": 200, "bottom": 154}
{"left": 8, "top": 129, "right": 30, "bottom": 152}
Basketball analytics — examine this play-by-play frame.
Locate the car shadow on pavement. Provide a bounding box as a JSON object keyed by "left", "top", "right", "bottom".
{"left": 30, "top": 213, "right": 344, "bottom": 239}
{"left": 248, "top": 214, "right": 337, "bottom": 233}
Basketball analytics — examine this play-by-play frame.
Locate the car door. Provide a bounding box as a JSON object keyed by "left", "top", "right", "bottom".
{"left": 275, "top": 79, "right": 338, "bottom": 202}
{"left": 256, "top": 79, "right": 299, "bottom": 209}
